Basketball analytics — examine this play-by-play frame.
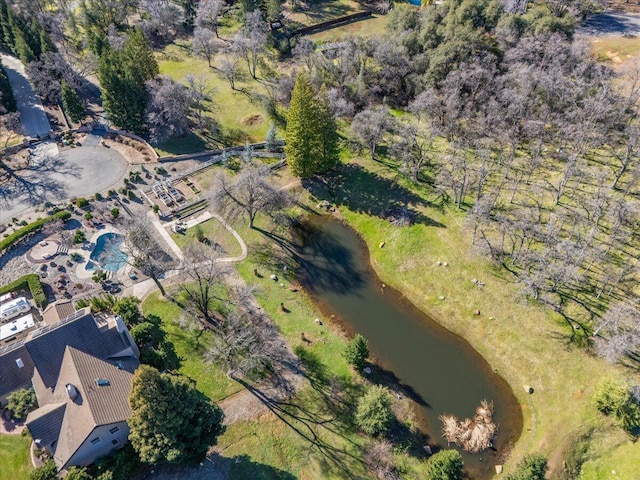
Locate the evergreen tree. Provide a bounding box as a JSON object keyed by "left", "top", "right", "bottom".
{"left": 317, "top": 88, "right": 340, "bottom": 172}
{"left": 0, "top": 0, "right": 14, "bottom": 52}
{"left": 505, "top": 454, "right": 547, "bottom": 480}
{"left": 98, "top": 29, "right": 158, "bottom": 135}
{"left": 265, "top": 121, "right": 278, "bottom": 151}
{"left": 344, "top": 333, "right": 369, "bottom": 371}
{"left": 13, "top": 29, "right": 34, "bottom": 64}
{"left": 355, "top": 385, "right": 393, "bottom": 436}
{"left": 424, "top": 450, "right": 464, "bottom": 480}
{"left": 128, "top": 365, "right": 225, "bottom": 464}
{"left": 285, "top": 71, "right": 340, "bottom": 178}
{"left": 61, "top": 81, "right": 85, "bottom": 123}
{"left": 0, "top": 60, "right": 16, "bottom": 112}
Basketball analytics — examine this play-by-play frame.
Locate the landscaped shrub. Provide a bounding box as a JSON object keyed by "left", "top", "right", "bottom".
{"left": 355, "top": 385, "right": 393, "bottom": 436}
{"left": 73, "top": 229, "right": 86, "bottom": 244}
{"left": 7, "top": 388, "right": 37, "bottom": 419}
{"left": 84, "top": 212, "right": 93, "bottom": 220}
{"left": 111, "top": 208, "right": 120, "bottom": 219}
{"left": 29, "top": 459, "right": 57, "bottom": 480}
{"left": 94, "top": 192, "right": 103, "bottom": 201}
{"left": 0, "top": 211, "right": 71, "bottom": 253}
{"left": 0, "top": 274, "right": 47, "bottom": 308}
{"left": 70, "top": 252, "right": 83, "bottom": 262}
{"left": 506, "top": 454, "right": 548, "bottom": 480}
{"left": 594, "top": 376, "right": 640, "bottom": 433}
{"left": 75, "top": 197, "right": 89, "bottom": 208}
{"left": 28, "top": 275, "right": 47, "bottom": 308}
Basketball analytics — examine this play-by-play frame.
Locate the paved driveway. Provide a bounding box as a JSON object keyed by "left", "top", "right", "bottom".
{"left": 580, "top": 12, "right": 640, "bottom": 36}
{"left": 1, "top": 54, "right": 51, "bottom": 138}
{"left": 0, "top": 144, "right": 129, "bottom": 223}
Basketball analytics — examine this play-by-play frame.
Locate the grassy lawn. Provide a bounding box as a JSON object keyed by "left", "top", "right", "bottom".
{"left": 155, "top": 132, "right": 208, "bottom": 157}
{"left": 308, "top": 14, "right": 389, "bottom": 43}
{"left": 0, "top": 434, "right": 32, "bottom": 480}
{"left": 170, "top": 217, "right": 243, "bottom": 258}
{"left": 157, "top": 44, "right": 270, "bottom": 147}
{"left": 580, "top": 438, "right": 640, "bottom": 479}
{"left": 591, "top": 36, "right": 640, "bottom": 66}
{"left": 141, "top": 292, "right": 242, "bottom": 401}
{"left": 287, "top": 0, "right": 361, "bottom": 24}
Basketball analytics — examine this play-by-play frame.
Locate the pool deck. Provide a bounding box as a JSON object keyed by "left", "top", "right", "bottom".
{"left": 73, "top": 226, "right": 134, "bottom": 282}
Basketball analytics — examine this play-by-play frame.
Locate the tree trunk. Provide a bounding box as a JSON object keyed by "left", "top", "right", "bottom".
{"left": 152, "top": 275, "right": 166, "bottom": 297}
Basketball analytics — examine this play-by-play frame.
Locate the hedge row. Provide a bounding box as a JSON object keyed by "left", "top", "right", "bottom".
{"left": 0, "top": 211, "right": 72, "bottom": 253}
{"left": 0, "top": 273, "right": 47, "bottom": 309}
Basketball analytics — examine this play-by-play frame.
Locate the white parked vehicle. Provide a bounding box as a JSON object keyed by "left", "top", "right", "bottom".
{"left": 0, "top": 297, "right": 31, "bottom": 322}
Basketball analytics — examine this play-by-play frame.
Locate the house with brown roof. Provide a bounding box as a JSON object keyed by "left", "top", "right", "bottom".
{"left": 0, "top": 308, "right": 139, "bottom": 471}
{"left": 41, "top": 300, "right": 76, "bottom": 325}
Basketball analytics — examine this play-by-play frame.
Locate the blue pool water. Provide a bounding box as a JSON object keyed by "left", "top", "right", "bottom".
{"left": 407, "top": 0, "right": 421, "bottom": 5}
{"left": 87, "top": 233, "right": 127, "bottom": 272}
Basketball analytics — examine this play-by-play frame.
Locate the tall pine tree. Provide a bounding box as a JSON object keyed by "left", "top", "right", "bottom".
{"left": 98, "top": 29, "right": 158, "bottom": 135}
{"left": 285, "top": 71, "right": 339, "bottom": 178}
{"left": 61, "top": 80, "right": 85, "bottom": 123}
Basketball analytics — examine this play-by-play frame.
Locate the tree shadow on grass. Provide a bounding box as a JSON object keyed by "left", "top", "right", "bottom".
{"left": 294, "top": 346, "right": 363, "bottom": 422}
{"left": 302, "top": 164, "right": 445, "bottom": 228}
{"left": 299, "top": 0, "right": 355, "bottom": 22}
{"left": 253, "top": 222, "right": 366, "bottom": 296}
{"left": 227, "top": 454, "right": 297, "bottom": 480}
{"left": 233, "top": 375, "right": 367, "bottom": 479}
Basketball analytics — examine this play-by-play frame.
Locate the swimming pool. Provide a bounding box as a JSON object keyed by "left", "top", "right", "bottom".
{"left": 87, "top": 233, "right": 127, "bottom": 272}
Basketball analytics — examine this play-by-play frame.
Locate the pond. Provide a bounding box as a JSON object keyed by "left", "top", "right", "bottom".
{"left": 293, "top": 215, "right": 522, "bottom": 479}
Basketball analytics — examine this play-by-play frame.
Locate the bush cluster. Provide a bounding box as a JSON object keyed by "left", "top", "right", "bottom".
{"left": 0, "top": 274, "right": 47, "bottom": 308}
{"left": 0, "top": 211, "right": 71, "bottom": 253}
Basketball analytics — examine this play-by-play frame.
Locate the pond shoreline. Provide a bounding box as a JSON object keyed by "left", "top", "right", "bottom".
{"left": 293, "top": 213, "right": 523, "bottom": 479}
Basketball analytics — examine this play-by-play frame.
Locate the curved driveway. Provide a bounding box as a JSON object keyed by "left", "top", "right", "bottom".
{"left": 1, "top": 54, "right": 50, "bottom": 138}
{"left": 53, "top": 146, "right": 128, "bottom": 198}
{"left": 0, "top": 145, "right": 128, "bottom": 223}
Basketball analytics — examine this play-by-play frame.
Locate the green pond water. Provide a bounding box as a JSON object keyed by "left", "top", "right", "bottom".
{"left": 294, "top": 215, "right": 523, "bottom": 479}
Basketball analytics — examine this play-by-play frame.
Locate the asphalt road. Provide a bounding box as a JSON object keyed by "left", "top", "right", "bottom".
{"left": 580, "top": 11, "right": 640, "bottom": 36}
{"left": 1, "top": 54, "right": 51, "bottom": 138}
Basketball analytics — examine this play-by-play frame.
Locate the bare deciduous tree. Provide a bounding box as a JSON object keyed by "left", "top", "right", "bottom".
{"left": 146, "top": 76, "right": 192, "bottom": 144}
{"left": 140, "top": 0, "right": 184, "bottom": 44}
{"left": 349, "top": 106, "right": 394, "bottom": 160}
{"left": 195, "top": 0, "right": 224, "bottom": 38}
{"left": 206, "top": 309, "right": 271, "bottom": 378}
{"left": 180, "top": 243, "right": 230, "bottom": 326}
{"left": 121, "top": 216, "right": 175, "bottom": 297}
{"left": 192, "top": 27, "right": 219, "bottom": 68}
{"left": 218, "top": 53, "right": 243, "bottom": 90}
{"left": 594, "top": 302, "right": 640, "bottom": 364}
{"left": 186, "top": 74, "right": 216, "bottom": 131}
{"left": 210, "top": 163, "right": 289, "bottom": 228}
{"left": 232, "top": 10, "right": 268, "bottom": 80}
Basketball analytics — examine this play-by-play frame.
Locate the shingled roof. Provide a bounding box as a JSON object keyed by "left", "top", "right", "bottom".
{"left": 26, "top": 346, "right": 138, "bottom": 470}
{"left": 0, "top": 341, "right": 35, "bottom": 400}
{"left": 25, "top": 310, "right": 110, "bottom": 389}
{"left": 5, "top": 307, "right": 139, "bottom": 471}
{"left": 25, "top": 402, "right": 66, "bottom": 449}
